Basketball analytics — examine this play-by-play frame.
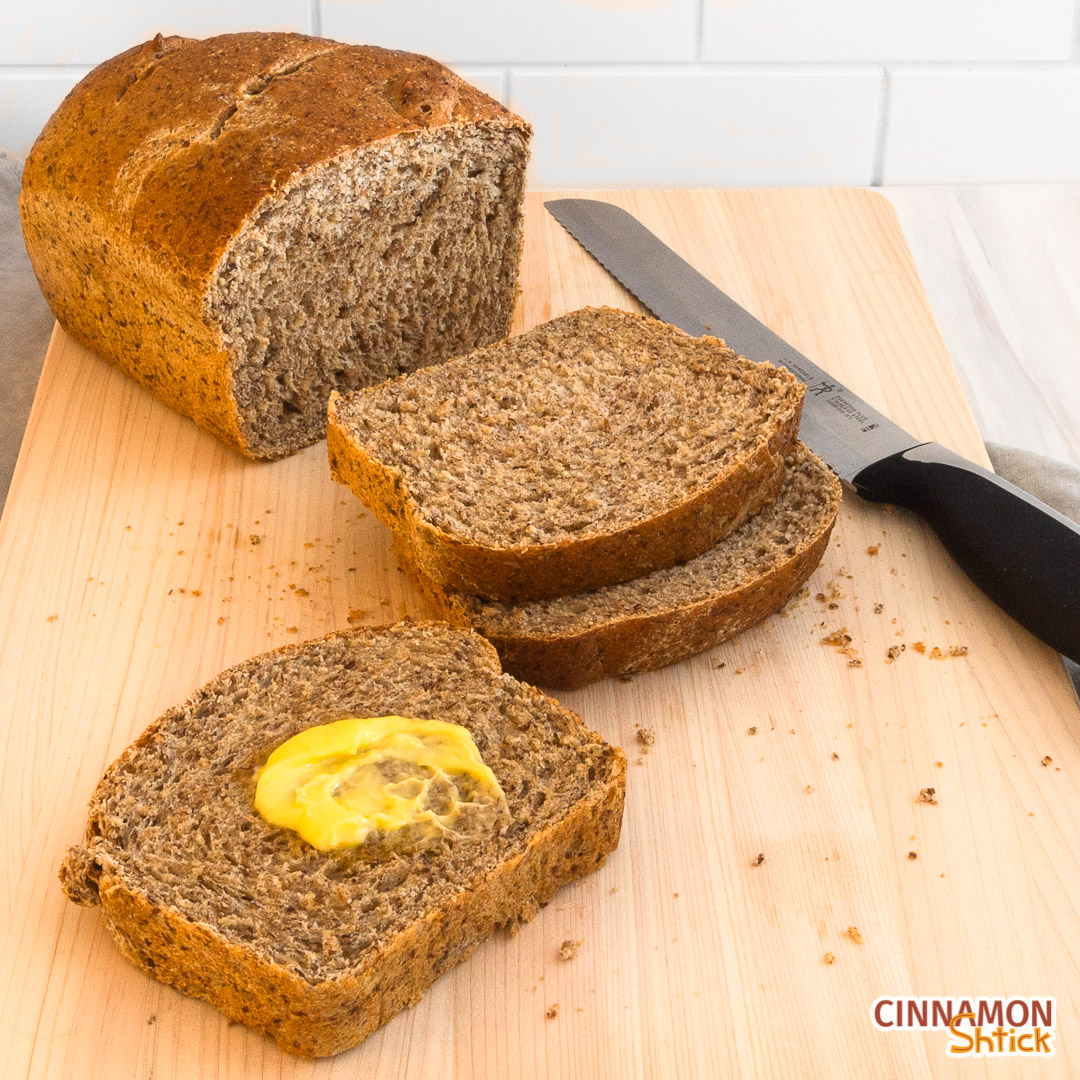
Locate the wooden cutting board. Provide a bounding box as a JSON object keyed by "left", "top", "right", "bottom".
{"left": 2, "top": 189, "right": 1078, "bottom": 1079}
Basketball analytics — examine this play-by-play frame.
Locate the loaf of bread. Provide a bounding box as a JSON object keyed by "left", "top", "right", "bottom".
{"left": 20, "top": 33, "right": 531, "bottom": 459}
{"left": 401, "top": 444, "right": 841, "bottom": 688}
{"left": 59, "top": 623, "right": 626, "bottom": 1057}
{"left": 328, "top": 307, "right": 804, "bottom": 603}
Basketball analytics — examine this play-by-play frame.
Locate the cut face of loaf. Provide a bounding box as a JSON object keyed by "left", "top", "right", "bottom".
{"left": 20, "top": 33, "right": 531, "bottom": 459}
{"left": 328, "top": 307, "right": 805, "bottom": 603}
{"left": 404, "top": 445, "right": 841, "bottom": 688}
{"left": 60, "top": 623, "right": 625, "bottom": 1058}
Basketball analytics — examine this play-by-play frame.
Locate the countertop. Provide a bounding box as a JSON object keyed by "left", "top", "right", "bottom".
{"left": 2, "top": 181, "right": 1079, "bottom": 513}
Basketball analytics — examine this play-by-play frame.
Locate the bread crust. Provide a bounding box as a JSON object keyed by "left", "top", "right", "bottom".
{"left": 398, "top": 452, "right": 842, "bottom": 689}
{"left": 327, "top": 312, "right": 803, "bottom": 603}
{"left": 20, "top": 32, "right": 530, "bottom": 456}
{"left": 59, "top": 623, "right": 625, "bottom": 1057}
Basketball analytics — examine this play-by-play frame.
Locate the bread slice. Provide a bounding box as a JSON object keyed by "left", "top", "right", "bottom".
{"left": 59, "top": 623, "right": 626, "bottom": 1057}
{"left": 402, "top": 445, "right": 841, "bottom": 689}
{"left": 20, "top": 33, "right": 531, "bottom": 458}
{"left": 328, "top": 307, "right": 804, "bottom": 603}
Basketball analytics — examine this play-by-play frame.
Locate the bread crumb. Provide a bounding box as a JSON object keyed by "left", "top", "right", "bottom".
{"left": 347, "top": 609, "right": 368, "bottom": 623}
{"left": 635, "top": 726, "right": 656, "bottom": 748}
{"left": 545, "top": 1004, "right": 560, "bottom": 1020}
{"left": 823, "top": 952, "right": 835, "bottom": 965}
{"left": 886, "top": 644, "right": 905, "bottom": 662}
{"left": 821, "top": 628, "right": 852, "bottom": 647}
{"left": 907, "top": 851, "right": 918, "bottom": 860}
{"left": 831, "top": 752, "right": 839, "bottom": 761}
{"left": 45, "top": 613, "right": 58, "bottom": 622}
{"left": 949, "top": 645, "right": 968, "bottom": 657}
{"left": 917, "top": 787, "right": 938, "bottom": 805}
{"left": 873, "top": 602, "right": 884, "bottom": 614}
{"left": 735, "top": 667, "right": 745, "bottom": 675}
{"left": 717, "top": 661, "right": 726, "bottom": 669}
{"left": 911, "top": 641, "right": 926, "bottom": 654}
{"left": 190, "top": 589, "right": 201, "bottom": 597}
{"left": 147, "top": 1014, "right": 156, "bottom": 1025}
{"left": 751, "top": 852, "right": 765, "bottom": 867}
{"left": 805, "top": 785, "right": 814, "bottom": 794}
{"left": 936, "top": 761, "right": 943, "bottom": 768}
{"left": 217, "top": 616, "right": 226, "bottom": 626}
{"left": 286, "top": 626, "right": 299, "bottom": 635}
{"left": 249, "top": 535, "right": 261, "bottom": 545}
{"left": 847, "top": 657, "right": 863, "bottom": 667}
{"left": 842, "top": 926, "right": 864, "bottom": 945}
{"left": 609, "top": 886, "right": 618, "bottom": 894}
{"left": 559, "top": 939, "right": 583, "bottom": 962}
{"left": 866, "top": 545, "right": 879, "bottom": 556}
{"left": 1041, "top": 755, "right": 1053, "bottom": 767}
{"left": 747, "top": 726, "right": 757, "bottom": 736}
{"left": 295, "top": 587, "right": 310, "bottom": 597}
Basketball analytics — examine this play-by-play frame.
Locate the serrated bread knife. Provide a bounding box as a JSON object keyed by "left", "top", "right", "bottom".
{"left": 545, "top": 198, "right": 1080, "bottom": 664}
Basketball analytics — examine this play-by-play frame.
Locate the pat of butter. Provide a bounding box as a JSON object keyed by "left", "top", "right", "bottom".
{"left": 255, "top": 715, "right": 507, "bottom": 851}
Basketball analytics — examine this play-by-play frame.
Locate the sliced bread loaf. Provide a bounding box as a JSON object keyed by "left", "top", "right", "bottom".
{"left": 401, "top": 445, "right": 841, "bottom": 689}
{"left": 60, "top": 623, "right": 625, "bottom": 1057}
{"left": 328, "top": 307, "right": 804, "bottom": 603}
{"left": 20, "top": 33, "right": 531, "bottom": 458}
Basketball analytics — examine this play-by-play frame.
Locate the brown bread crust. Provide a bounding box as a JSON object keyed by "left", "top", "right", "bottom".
{"left": 400, "top": 446, "right": 842, "bottom": 688}
{"left": 59, "top": 624, "right": 626, "bottom": 1057}
{"left": 20, "top": 33, "right": 530, "bottom": 456}
{"left": 429, "top": 525, "right": 834, "bottom": 689}
{"left": 327, "top": 308, "right": 803, "bottom": 603}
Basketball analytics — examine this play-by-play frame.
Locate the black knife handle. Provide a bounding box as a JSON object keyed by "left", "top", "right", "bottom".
{"left": 853, "top": 442, "right": 1080, "bottom": 662}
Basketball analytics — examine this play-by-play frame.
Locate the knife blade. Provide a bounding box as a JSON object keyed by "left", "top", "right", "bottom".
{"left": 545, "top": 197, "right": 1080, "bottom": 664}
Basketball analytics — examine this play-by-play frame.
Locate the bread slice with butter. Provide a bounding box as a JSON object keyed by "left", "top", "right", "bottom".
{"left": 401, "top": 444, "right": 841, "bottom": 689}
{"left": 59, "top": 623, "right": 626, "bottom": 1057}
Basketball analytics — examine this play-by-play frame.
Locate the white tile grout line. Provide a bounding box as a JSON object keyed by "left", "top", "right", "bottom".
{"left": 1073, "top": 0, "right": 1080, "bottom": 60}
{"left": 871, "top": 67, "right": 891, "bottom": 187}
{"left": 694, "top": 0, "right": 706, "bottom": 61}
{"left": 311, "top": 0, "right": 322, "bottom": 38}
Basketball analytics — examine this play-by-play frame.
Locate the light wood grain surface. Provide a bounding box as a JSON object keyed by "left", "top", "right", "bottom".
{"left": 1, "top": 188, "right": 1078, "bottom": 1079}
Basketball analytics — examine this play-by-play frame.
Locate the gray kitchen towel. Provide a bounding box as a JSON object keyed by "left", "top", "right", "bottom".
{"left": 0, "top": 148, "right": 53, "bottom": 508}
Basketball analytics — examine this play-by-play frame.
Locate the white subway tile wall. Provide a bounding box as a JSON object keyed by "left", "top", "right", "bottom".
{"left": 884, "top": 67, "right": 1080, "bottom": 183}
{"left": 700, "top": 0, "right": 1075, "bottom": 62}
{"left": 512, "top": 69, "right": 883, "bottom": 188}
{"left": 3, "top": 0, "right": 1080, "bottom": 184}
{"left": 321, "top": 0, "right": 699, "bottom": 63}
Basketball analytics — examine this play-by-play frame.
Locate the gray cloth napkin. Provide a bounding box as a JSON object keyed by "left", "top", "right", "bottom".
{"left": 0, "top": 149, "right": 53, "bottom": 508}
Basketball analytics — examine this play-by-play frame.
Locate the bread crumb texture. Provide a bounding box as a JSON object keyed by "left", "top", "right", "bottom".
{"left": 558, "top": 938, "right": 583, "bottom": 961}
{"left": 58, "top": 623, "right": 625, "bottom": 1057}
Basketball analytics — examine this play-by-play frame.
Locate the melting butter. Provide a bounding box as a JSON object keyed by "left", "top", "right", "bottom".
{"left": 255, "top": 715, "right": 508, "bottom": 851}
